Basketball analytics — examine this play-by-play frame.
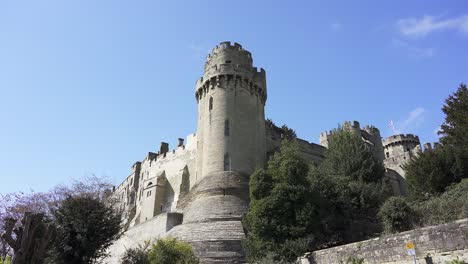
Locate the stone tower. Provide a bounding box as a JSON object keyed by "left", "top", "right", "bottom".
{"left": 195, "top": 41, "right": 267, "bottom": 179}
{"left": 167, "top": 42, "right": 267, "bottom": 263}
{"left": 383, "top": 134, "right": 421, "bottom": 176}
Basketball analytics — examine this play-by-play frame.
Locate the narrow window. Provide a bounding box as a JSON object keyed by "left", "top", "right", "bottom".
{"left": 209, "top": 97, "right": 213, "bottom": 111}
{"left": 224, "top": 153, "right": 231, "bottom": 171}
{"left": 386, "top": 152, "right": 390, "bottom": 158}
{"left": 224, "top": 119, "right": 230, "bottom": 136}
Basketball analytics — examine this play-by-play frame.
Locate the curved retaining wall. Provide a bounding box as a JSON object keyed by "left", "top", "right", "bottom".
{"left": 167, "top": 171, "right": 249, "bottom": 264}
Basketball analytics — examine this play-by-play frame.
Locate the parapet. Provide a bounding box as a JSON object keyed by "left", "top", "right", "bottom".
{"left": 383, "top": 134, "right": 421, "bottom": 147}
{"left": 363, "top": 125, "right": 380, "bottom": 134}
{"left": 206, "top": 41, "right": 252, "bottom": 64}
{"left": 343, "top": 120, "right": 360, "bottom": 129}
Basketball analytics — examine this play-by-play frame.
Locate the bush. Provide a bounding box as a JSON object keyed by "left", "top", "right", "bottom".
{"left": 378, "top": 197, "right": 417, "bottom": 233}
{"left": 147, "top": 238, "right": 199, "bottom": 264}
{"left": 414, "top": 179, "right": 468, "bottom": 226}
{"left": 121, "top": 241, "right": 150, "bottom": 264}
{"left": 346, "top": 256, "right": 364, "bottom": 264}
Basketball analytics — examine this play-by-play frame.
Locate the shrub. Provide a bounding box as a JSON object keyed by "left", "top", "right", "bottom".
{"left": 147, "top": 237, "right": 199, "bottom": 264}
{"left": 414, "top": 179, "right": 468, "bottom": 226}
{"left": 346, "top": 256, "right": 364, "bottom": 264}
{"left": 378, "top": 197, "right": 417, "bottom": 233}
{"left": 121, "top": 241, "right": 150, "bottom": 264}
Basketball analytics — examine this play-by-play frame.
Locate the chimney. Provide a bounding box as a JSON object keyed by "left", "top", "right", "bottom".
{"left": 160, "top": 142, "right": 169, "bottom": 154}
{"left": 178, "top": 138, "right": 184, "bottom": 147}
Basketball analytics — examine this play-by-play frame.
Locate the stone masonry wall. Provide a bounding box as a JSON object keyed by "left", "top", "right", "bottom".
{"left": 304, "top": 218, "right": 468, "bottom": 264}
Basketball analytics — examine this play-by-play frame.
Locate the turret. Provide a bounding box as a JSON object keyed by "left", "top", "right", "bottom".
{"left": 195, "top": 41, "right": 267, "bottom": 179}
{"left": 383, "top": 134, "right": 421, "bottom": 159}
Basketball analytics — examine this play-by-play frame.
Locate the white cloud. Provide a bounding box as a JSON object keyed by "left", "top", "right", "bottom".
{"left": 394, "top": 107, "right": 425, "bottom": 134}
{"left": 397, "top": 15, "right": 468, "bottom": 38}
{"left": 392, "top": 38, "right": 434, "bottom": 58}
{"left": 330, "top": 22, "right": 343, "bottom": 31}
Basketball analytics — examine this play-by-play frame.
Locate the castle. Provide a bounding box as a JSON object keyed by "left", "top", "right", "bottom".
{"left": 107, "top": 42, "right": 424, "bottom": 263}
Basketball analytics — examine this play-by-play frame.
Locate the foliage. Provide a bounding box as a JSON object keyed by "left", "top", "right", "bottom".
{"left": 378, "top": 197, "right": 417, "bottom": 234}
{"left": 252, "top": 252, "right": 295, "bottom": 264}
{"left": 121, "top": 241, "right": 150, "bottom": 264}
{"left": 413, "top": 179, "right": 468, "bottom": 227}
{"left": 0, "top": 175, "right": 114, "bottom": 259}
{"left": 445, "top": 257, "right": 465, "bottom": 264}
{"left": 404, "top": 146, "right": 465, "bottom": 198}
{"left": 309, "top": 129, "right": 390, "bottom": 245}
{"left": 49, "top": 195, "right": 121, "bottom": 264}
{"left": 244, "top": 141, "right": 319, "bottom": 262}
{"left": 146, "top": 237, "right": 199, "bottom": 264}
{"left": 439, "top": 83, "right": 468, "bottom": 189}
{"left": 280, "top": 125, "right": 297, "bottom": 141}
{"left": 405, "top": 83, "right": 468, "bottom": 200}
{"left": 345, "top": 256, "right": 364, "bottom": 264}
{"left": 439, "top": 83, "right": 468, "bottom": 148}
{"left": 0, "top": 255, "right": 11, "bottom": 264}
{"left": 265, "top": 119, "right": 297, "bottom": 140}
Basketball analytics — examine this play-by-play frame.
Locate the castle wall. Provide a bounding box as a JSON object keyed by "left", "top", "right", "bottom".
{"left": 113, "top": 134, "right": 197, "bottom": 228}
{"left": 266, "top": 123, "right": 325, "bottom": 164}
{"left": 303, "top": 218, "right": 468, "bottom": 264}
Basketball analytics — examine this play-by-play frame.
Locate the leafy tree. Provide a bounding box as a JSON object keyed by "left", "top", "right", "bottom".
{"left": 244, "top": 141, "right": 319, "bottom": 262}
{"left": 146, "top": 238, "right": 199, "bottom": 264}
{"left": 378, "top": 197, "right": 417, "bottom": 234}
{"left": 0, "top": 175, "right": 114, "bottom": 260}
{"left": 405, "top": 84, "right": 468, "bottom": 199}
{"left": 404, "top": 146, "right": 462, "bottom": 198}
{"left": 50, "top": 195, "right": 121, "bottom": 264}
{"left": 439, "top": 83, "right": 468, "bottom": 148}
{"left": 438, "top": 83, "right": 468, "bottom": 183}
{"left": 309, "top": 129, "right": 390, "bottom": 245}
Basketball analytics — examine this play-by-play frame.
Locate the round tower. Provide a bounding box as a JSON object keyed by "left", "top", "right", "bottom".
{"left": 382, "top": 134, "right": 420, "bottom": 160}
{"left": 195, "top": 41, "right": 267, "bottom": 179}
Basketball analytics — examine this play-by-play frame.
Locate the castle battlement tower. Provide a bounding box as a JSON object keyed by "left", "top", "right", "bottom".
{"left": 195, "top": 41, "right": 267, "bottom": 179}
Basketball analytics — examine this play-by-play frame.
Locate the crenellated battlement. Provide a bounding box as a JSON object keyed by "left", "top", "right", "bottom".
{"left": 363, "top": 125, "right": 380, "bottom": 134}
{"left": 206, "top": 41, "right": 252, "bottom": 63}
{"left": 195, "top": 73, "right": 267, "bottom": 104}
{"left": 343, "top": 120, "right": 360, "bottom": 129}
{"left": 383, "top": 134, "right": 420, "bottom": 147}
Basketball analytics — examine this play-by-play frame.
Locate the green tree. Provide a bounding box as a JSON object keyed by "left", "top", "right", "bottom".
{"left": 50, "top": 195, "right": 121, "bottom": 264}
{"left": 378, "top": 197, "right": 417, "bottom": 234}
{"left": 309, "top": 129, "right": 390, "bottom": 245}
{"left": 439, "top": 83, "right": 468, "bottom": 148}
{"left": 147, "top": 238, "right": 199, "bottom": 264}
{"left": 404, "top": 146, "right": 462, "bottom": 198}
{"left": 404, "top": 84, "right": 468, "bottom": 199}
{"left": 244, "top": 141, "right": 319, "bottom": 262}
{"left": 439, "top": 83, "right": 468, "bottom": 181}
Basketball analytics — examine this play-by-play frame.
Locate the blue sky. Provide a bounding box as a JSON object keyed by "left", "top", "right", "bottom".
{"left": 1, "top": 1, "right": 467, "bottom": 194}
